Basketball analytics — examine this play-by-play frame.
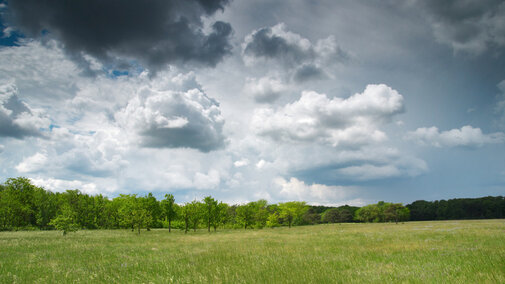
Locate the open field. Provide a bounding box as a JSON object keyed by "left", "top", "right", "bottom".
{"left": 1, "top": 220, "right": 504, "bottom": 283}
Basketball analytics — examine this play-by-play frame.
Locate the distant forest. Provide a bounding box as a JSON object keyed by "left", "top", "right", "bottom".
{"left": 1, "top": 177, "right": 504, "bottom": 234}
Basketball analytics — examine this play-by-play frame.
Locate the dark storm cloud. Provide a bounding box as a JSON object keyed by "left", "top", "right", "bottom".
{"left": 6, "top": 0, "right": 233, "bottom": 74}
{"left": 419, "top": 0, "right": 505, "bottom": 53}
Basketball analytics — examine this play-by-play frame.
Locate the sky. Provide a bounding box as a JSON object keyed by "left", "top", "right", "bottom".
{"left": 1, "top": 0, "right": 505, "bottom": 206}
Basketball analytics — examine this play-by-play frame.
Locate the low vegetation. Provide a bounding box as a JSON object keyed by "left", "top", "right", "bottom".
{"left": 0, "top": 220, "right": 504, "bottom": 283}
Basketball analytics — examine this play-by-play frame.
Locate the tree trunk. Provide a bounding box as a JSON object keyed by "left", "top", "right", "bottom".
{"left": 168, "top": 219, "right": 171, "bottom": 233}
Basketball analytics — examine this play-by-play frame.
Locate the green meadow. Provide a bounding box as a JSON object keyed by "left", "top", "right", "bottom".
{"left": 1, "top": 219, "right": 504, "bottom": 283}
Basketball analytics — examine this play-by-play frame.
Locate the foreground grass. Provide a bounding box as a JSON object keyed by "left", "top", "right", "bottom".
{"left": 1, "top": 220, "right": 504, "bottom": 283}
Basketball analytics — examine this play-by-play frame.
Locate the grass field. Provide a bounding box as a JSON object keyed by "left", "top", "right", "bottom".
{"left": 1, "top": 220, "right": 504, "bottom": 283}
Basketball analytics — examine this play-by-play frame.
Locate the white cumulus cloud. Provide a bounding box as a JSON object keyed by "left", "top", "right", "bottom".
{"left": 251, "top": 84, "right": 404, "bottom": 147}
{"left": 193, "top": 170, "right": 221, "bottom": 190}
{"left": 15, "top": 152, "right": 48, "bottom": 173}
{"left": 30, "top": 178, "right": 104, "bottom": 195}
{"left": 115, "top": 86, "right": 226, "bottom": 152}
{"left": 234, "top": 158, "right": 250, "bottom": 167}
{"left": 406, "top": 125, "right": 505, "bottom": 147}
{"left": 274, "top": 177, "right": 363, "bottom": 206}
{"left": 244, "top": 76, "right": 287, "bottom": 103}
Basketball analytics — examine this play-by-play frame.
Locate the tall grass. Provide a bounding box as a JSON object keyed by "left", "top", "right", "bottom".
{"left": 1, "top": 219, "right": 504, "bottom": 283}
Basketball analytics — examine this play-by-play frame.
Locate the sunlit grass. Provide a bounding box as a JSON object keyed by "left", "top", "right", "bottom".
{"left": 1, "top": 220, "right": 504, "bottom": 283}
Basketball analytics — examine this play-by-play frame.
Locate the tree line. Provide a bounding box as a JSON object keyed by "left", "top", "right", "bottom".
{"left": 1, "top": 177, "right": 504, "bottom": 234}
{"left": 408, "top": 196, "right": 505, "bottom": 221}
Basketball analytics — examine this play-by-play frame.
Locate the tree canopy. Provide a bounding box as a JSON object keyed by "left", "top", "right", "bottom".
{"left": 1, "top": 177, "right": 505, "bottom": 233}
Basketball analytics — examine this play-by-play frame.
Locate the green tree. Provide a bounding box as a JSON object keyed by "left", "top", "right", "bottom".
{"left": 226, "top": 205, "right": 238, "bottom": 228}
{"left": 253, "top": 200, "right": 269, "bottom": 229}
{"left": 161, "top": 194, "right": 177, "bottom": 232}
{"left": 355, "top": 202, "right": 410, "bottom": 223}
{"left": 116, "top": 194, "right": 152, "bottom": 234}
{"left": 337, "top": 209, "right": 353, "bottom": 223}
{"left": 92, "top": 194, "right": 110, "bottom": 229}
{"left": 203, "top": 196, "right": 218, "bottom": 232}
{"left": 236, "top": 202, "right": 256, "bottom": 229}
{"left": 59, "top": 189, "right": 96, "bottom": 229}
{"left": 384, "top": 203, "right": 410, "bottom": 223}
{"left": 355, "top": 204, "right": 379, "bottom": 222}
{"left": 266, "top": 212, "right": 280, "bottom": 228}
{"left": 213, "top": 202, "right": 228, "bottom": 231}
{"left": 302, "top": 207, "right": 321, "bottom": 225}
{"left": 188, "top": 200, "right": 202, "bottom": 232}
{"left": 132, "top": 196, "right": 152, "bottom": 234}
{"left": 142, "top": 193, "right": 161, "bottom": 230}
{"left": 322, "top": 208, "right": 353, "bottom": 223}
{"left": 397, "top": 207, "right": 410, "bottom": 222}
{"left": 278, "top": 201, "right": 308, "bottom": 228}
{"left": 408, "top": 200, "right": 437, "bottom": 221}
{"left": 322, "top": 208, "right": 340, "bottom": 223}
{"left": 180, "top": 203, "right": 191, "bottom": 234}
{"left": 116, "top": 194, "right": 135, "bottom": 230}
{"left": 49, "top": 204, "right": 79, "bottom": 236}
{"left": 2, "top": 177, "right": 37, "bottom": 228}
{"left": 106, "top": 198, "right": 123, "bottom": 229}
{"left": 0, "top": 189, "right": 25, "bottom": 230}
